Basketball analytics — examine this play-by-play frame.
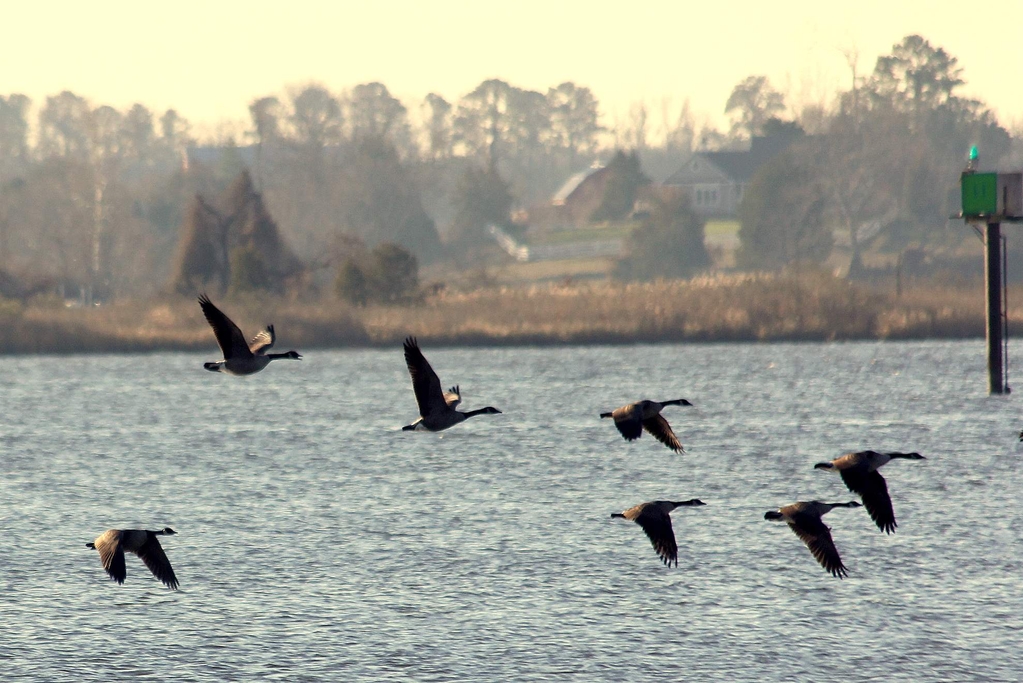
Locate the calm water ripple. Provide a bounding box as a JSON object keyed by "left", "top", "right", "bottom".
{"left": 2, "top": 340, "right": 1022, "bottom": 681}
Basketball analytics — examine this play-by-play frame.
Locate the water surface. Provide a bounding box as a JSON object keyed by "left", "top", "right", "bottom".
{"left": 2, "top": 341, "right": 1021, "bottom": 681}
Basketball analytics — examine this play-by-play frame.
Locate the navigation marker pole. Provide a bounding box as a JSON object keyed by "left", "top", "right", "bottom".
{"left": 984, "top": 219, "right": 1006, "bottom": 394}
{"left": 959, "top": 146, "right": 1020, "bottom": 395}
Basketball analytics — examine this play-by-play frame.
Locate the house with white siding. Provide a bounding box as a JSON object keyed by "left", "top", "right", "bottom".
{"left": 662, "top": 133, "right": 802, "bottom": 218}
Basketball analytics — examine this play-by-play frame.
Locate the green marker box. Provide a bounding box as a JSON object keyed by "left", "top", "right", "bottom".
{"left": 961, "top": 172, "right": 1022, "bottom": 219}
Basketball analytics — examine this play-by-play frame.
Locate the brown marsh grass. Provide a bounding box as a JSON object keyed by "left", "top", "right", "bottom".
{"left": 365, "top": 271, "right": 997, "bottom": 346}
{"left": 0, "top": 272, "right": 1016, "bottom": 354}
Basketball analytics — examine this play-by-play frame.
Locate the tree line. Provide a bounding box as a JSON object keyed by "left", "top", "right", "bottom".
{"left": 733, "top": 35, "right": 1016, "bottom": 275}
{"left": 0, "top": 33, "right": 1018, "bottom": 302}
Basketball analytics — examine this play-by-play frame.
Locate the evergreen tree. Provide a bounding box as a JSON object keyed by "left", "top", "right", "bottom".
{"left": 449, "top": 163, "right": 513, "bottom": 248}
{"left": 591, "top": 151, "right": 649, "bottom": 222}
{"left": 169, "top": 171, "right": 305, "bottom": 296}
{"left": 340, "top": 137, "right": 442, "bottom": 260}
{"left": 224, "top": 170, "right": 304, "bottom": 289}
{"left": 737, "top": 148, "right": 832, "bottom": 269}
{"left": 169, "top": 195, "right": 229, "bottom": 295}
{"left": 228, "top": 243, "right": 270, "bottom": 295}
{"left": 615, "top": 194, "right": 709, "bottom": 280}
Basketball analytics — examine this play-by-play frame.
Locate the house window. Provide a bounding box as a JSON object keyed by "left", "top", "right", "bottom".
{"left": 695, "top": 186, "right": 720, "bottom": 207}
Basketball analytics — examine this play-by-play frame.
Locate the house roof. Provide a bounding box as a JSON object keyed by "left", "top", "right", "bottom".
{"left": 552, "top": 165, "right": 606, "bottom": 205}
{"left": 663, "top": 133, "right": 800, "bottom": 185}
{"left": 699, "top": 150, "right": 763, "bottom": 182}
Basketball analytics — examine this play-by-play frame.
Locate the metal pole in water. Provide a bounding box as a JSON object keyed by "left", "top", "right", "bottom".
{"left": 984, "top": 220, "right": 1005, "bottom": 394}
{"left": 1002, "top": 232, "right": 1010, "bottom": 394}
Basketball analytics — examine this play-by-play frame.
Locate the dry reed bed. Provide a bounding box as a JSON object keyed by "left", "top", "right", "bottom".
{"left": 0, "top": 274, "right": 1015, "bottom": 354}
{"left": 365, "top": 272, "right": 993, "bottom": 345}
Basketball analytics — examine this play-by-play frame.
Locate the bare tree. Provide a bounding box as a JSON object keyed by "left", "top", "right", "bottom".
{"left": 505, "top": 87, "right": 550, "bottom": 199}
{"left": 158, "top": 109, "right": 191, "bottom": 166}
{"left": 624, "top": 102, "right": 649, "bottom": 151}
{"left": 249, "top": 96, "right": 283, "bottom": 144}
{"left": 289, "top": 85, "right": 342, "bottom": 145}
{"left": 38, "top": 91, "right": 93, "bottom": 159}
{"left": 348, "top": 82, "right": 407, "bottom": 140}
{"left": 453, "top": 78, "right": 513, "bottom": 168}
{"left": 248, "top": 96, "right": 283, "bottom": 189}
{"left": 817, "top": 115, "right": 899, "bottom": 261}
{"left": 838, "top": 46, "right": 862, "bottom": 118}
{"left": 421, "top": 93, "right": 452, "bottom": 162}
{"left": 547, "top": 82, "right": 602, "bottom": 168}
{"left": 660, "top": 97, "right": 694, "bottom": 154}
{"left": 88, "top": 105, "right": 126, "bottom": 297}
{"left": 725, "top": 76, "right": 785, "bottom": 139}
{"left": 17, "top": 159, "right": 96, "bottom": 287}
{"left": 288, "top": 84, "right": 343, "bottom": 169}
{"left": 867, "top": 35, "right": 964, "bottom": 120}
{"left": 120, "top": 104, "right": 155, "bottom": 160}
{"left": 0, "top": 94, "right": 32, "bottom": 171}
{"left": 91, "top": 106, "right": 123, "bottom": 160}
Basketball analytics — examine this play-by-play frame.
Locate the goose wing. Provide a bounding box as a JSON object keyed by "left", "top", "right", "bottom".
{"left": 199, "top": 295, "right": 252, "bottom": 360}
{"left": 788, "top": 513, "right": 848, "bottom": 578}
{"left": 249, "top": 325, "right": 276, "bottom": 355}
{"left": 841, "top": 469, "right": 897, "bottom": 534}
{"left": 134, "top": 536, "right": 179, "bottom": 590}
{"left": 611, "top": 404, "right": 644, "bottom": 441}
{"left": 92, "top": 530, "right": 127, "bottom": 584}
{"left": 642, "top": 414, "right": 684, "bottom": 452}
{"left": 628, "top": 505, "right": 678, "bottom": 567}
{"left": 403, "top": 337, "right": 448, "bottom": 417}
{"left": 444, "top": 385, "right": 461, "bottom": 409}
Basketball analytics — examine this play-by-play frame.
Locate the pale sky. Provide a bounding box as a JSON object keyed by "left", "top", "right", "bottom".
{"left": 3, "top": 1, "right": 1022, "bottom": 139}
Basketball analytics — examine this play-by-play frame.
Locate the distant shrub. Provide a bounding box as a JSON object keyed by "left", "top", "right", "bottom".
{"left": 335, "top": 242, "right": 419, "bottom": 305}
{"left": 0, "top": 295, "right": 23, "bottom": 322}
{"left": 336, "top": 259, "right": 369, "bottom": 306}
{"left": 369, "top": 242, "right": 419, "bottom": 303}
{"left": 28, "top": 292, "right": 66, "bottom": 310}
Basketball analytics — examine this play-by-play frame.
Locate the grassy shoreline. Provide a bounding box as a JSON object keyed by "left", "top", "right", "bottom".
{"left": 0, "top": 273, "right": 1016, "bottom": 355}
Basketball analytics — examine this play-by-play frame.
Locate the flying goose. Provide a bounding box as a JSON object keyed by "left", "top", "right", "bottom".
{"left": 814, "top": 450, "right": 925, "bottom": 534}
{"left": 600, "top": 399, "right": 693, "bottom": 452}
{"left": 764, "top": 501, "right": 861, "bottom": 578}
{"left": 86, "top": 527, "right": 179, "bottom": 589}
{"left": 403, "top": 384, "right": 462, "bottom": 430}
{"left": 198, "top": 294, "right": 302, "bottom": 375}
{"left": 442, "top": 385, "right": 461, "bottom": 409}
{"left": 610, "top": 499, "right": 705, "bottom": 566}
{"left": 402, "top": 337, "right": 501, "bottom": 431}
